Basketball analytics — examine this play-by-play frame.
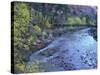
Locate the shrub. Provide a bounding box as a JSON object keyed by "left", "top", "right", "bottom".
{"left": 15, "top": 63, "right": 25, "bottom": 73}
{"left": 25, "top": 61, "right": 45, "bottom": 73}
{"left": 33, "top": 25, "right": 41, "bottom": 34}
{"left": 67, "top": 16, "right": 87, "bottom": 25}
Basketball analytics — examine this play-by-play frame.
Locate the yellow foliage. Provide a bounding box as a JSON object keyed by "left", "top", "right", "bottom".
{"left": 33, "top": 25, "right": 41, "bottom": 33}
{"left": 15, "top": 63, "right": 25, "bottom": 72}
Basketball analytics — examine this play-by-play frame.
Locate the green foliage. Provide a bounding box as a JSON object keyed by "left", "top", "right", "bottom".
{"left": 28, "top": 34, "right": 36, "bottom": 45}
{"left": 88, "top": 19, "right": 96, "bottom": 25}
{"left": 33, "top": 25, "right": 41, "bottom": 33}
{"left": 14, "top": 60, "right": 44, "bottom": 73}
{"left": 67, "top": 16, "right": 96, "bottom": 26}
{"left": 81, "top": 17, "right": 87, "bottom": 24}
{"left": 45, "top": 20, "right": 51, "bottom": 28}
{"left": 13, "top": 2, "right": 38, "bottom": 73}
{"left": 25, "top": 61, "right": 44, "bottom": 73}
{"left": 13, "top": 2, "right": 31, "bottom": 49}
{"left": 15, "top": 63, "right": 25, "bottom": 73}
{"left": 67, "top": 17, "right": 87, "bottom": 25}
{"left": 38, "top": 14, "right": 51, "bottom": 28}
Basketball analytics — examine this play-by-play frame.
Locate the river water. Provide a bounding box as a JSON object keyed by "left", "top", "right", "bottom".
{"left": 28, "top": 27, "right": 97, "bottom": 71}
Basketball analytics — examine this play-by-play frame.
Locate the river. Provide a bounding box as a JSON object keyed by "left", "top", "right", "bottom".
{"left": 27, "top": 27, "right": 97, "bottom": 71}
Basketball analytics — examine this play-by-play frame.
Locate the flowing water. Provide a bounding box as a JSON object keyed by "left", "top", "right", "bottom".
{"left": 27, "top": 27, "right": 97, "bottom": 71}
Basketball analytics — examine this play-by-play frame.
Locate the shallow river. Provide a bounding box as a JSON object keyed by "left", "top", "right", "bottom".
{"left": 28, "top": 28, "right": 97, "bottom": 71}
